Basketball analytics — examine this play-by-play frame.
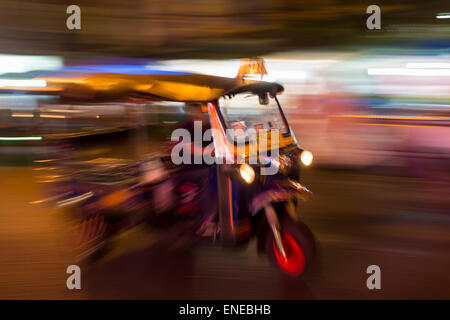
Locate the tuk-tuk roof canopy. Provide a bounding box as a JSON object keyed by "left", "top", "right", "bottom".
{"left": 0, "top": 65, "right": 284, "bottom": 102}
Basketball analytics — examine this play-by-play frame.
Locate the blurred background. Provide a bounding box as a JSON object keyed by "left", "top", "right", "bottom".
{"left": 0, "top": 0, "right": 449, "bottom": 299}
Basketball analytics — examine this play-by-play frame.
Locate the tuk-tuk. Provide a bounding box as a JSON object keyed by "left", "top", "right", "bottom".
{"left": 19, "top": 59, "right": 316, "bottom": 277}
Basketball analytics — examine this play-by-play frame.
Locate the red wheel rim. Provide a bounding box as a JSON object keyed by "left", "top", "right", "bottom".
{"left": 272, "top": 231, "right": 306, "bottom": 276}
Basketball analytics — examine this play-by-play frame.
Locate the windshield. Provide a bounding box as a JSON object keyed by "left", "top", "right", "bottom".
{"left": 218, "top": 94, "right": 288, "bottom": 141}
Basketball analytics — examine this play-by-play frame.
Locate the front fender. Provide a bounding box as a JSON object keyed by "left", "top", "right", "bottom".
{"left": 250, "top": 179, "right": 312, "bottom": 215}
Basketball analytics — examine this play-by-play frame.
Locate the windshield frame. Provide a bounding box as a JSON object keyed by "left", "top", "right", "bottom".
{"left": 215, "top": 94, "right": 290, "bottom": 145}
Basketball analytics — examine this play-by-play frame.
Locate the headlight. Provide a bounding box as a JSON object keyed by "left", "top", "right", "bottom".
{"left": 239, "top": 163, "right": 255, "bottom": 184}
{"left": 300, "top": 150, "right": 313, "bottom": 166}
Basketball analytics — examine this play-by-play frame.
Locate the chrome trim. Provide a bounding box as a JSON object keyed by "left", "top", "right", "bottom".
{"left": 264, "top": 204, "right": 286, "bottom": 261}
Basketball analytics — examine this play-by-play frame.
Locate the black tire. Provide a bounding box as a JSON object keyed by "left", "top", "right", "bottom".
{"left": 265, "top": 214, "right": 316, "bottom": 277}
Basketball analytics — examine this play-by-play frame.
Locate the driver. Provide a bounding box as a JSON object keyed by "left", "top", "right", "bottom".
{"left": 166, "top": 104, "right": 217, "bottom": 236}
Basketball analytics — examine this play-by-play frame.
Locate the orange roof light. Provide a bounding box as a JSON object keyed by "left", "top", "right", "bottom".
{"left": 236, "top": 57, "right": 268, "bottom": 80}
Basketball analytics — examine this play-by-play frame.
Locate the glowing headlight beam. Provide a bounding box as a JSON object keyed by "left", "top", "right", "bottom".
{"left": 368, "top": 68, "right": 450, "bottom": 76}
{"left": 12, "top": 113, "right": 34, "bottom": 118}
{"left": 57, "top": 192, "right": 94, "bottom": 207}
{"left": 406, "top": 63, "right": 450, "bottom": 69}
{"left": 0, "top": 136, "right": 42, "bottom": 141}
{"left": 300, "top": 150, "right": 313, "bottom": 166}
{"left": 0, "top": 79, "right": 47, "bottom": 87}
{"left": 239, "top": 164, "right": 255, "bottom": 184}
{"left": 39, "top": 114, "right": 66, "bottom": 119}
{"left": 436, "top": 13, "right": 450, "bottom": 19}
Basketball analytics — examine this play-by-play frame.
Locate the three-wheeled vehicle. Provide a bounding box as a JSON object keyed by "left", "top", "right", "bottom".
{"left": 19, "top": 60, "right": 316, "bottom": 276}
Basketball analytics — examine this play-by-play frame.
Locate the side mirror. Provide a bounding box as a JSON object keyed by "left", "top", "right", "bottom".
{"left": 259, "top": 92, "right": 269, "bottom": 105}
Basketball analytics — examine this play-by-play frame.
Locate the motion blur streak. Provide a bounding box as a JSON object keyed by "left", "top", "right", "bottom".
{"left": 0, "top": 0, "right": 449, "bottom": 300}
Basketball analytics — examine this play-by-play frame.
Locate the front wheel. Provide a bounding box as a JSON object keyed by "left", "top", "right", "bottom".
{"left": 265, "top": 214, "right": 316, "bottom": 277}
